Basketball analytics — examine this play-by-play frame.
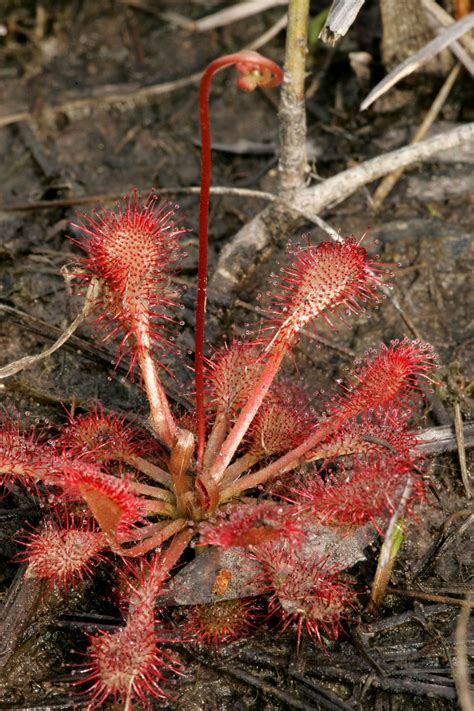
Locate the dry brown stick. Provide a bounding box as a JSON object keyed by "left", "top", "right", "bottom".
{"left": 454, "top": 595, "right": 474, "bottom": 711}
{"left": 454, "top": 401, "right": 471, "bottom": 499}
{"left": 246, "top": 13, "right": 288, "bottom": 51}
{"left": 0, "top": 73, "right": 201, "bottom": 130}
{"left": 211, "top": 123, "right": 474, "bottom": 294}
{"left": 416, "top": 422, "right": 474, "bottom": 455}
{"left": 0, "top": 567, "right": 47, "bottom": 677}
{"left": 297, "top": 122, "right": 474, "bottom": 214}
{"left": 360, "top": 13, "right": 474, "bottom": 110}
{"left": 0, "top": 18, "right": 288, "bottom": 133}
{"left": 422, "top": 0, "right": 474, "bottom": 57}
{"left": 388, "top": 588, "right": 474, "bottom": 608}
{"left": 189, "top": 0, "right": 288, "bottom": 33}
{"left": 422, "top": 0, "right": 474, "bottom": 75}
{"left": 372, "top": 62, "right": 462, "bottom": 209}
{"left": 1, "top": 185, "right": 341, "bottom": 241}
{"left": 320, "top": 0, "right": 365, "bottom": 45}
{"left": 0, "top": 280, "right": 100, "bottom": 380}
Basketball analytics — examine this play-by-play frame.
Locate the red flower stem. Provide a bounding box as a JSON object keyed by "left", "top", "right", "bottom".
{"left": 0, "top": 463, "right": 57, "bottom": 487}
{"left": 195, "top": 51, "right": 283, "bottom": 472}
{"left": 219, "top": 418, "right": 340, "bottom": 502}
{"left": 136, "top": 318, "right": 176, "bottom": 449}
{"left": 123, "top": 454, "right": 173, "bottom": 489}
{"left": 118, "top": 517, "right": 188, "bottom": 558}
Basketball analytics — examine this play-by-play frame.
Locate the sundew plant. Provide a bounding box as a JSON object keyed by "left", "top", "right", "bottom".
{"left": 0, "top": 50, "right": 437, "bottom": 709}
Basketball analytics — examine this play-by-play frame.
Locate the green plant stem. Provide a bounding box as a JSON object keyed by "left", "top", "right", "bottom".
{"left": 278, "top": 0, "right": 309, "bottom": 193}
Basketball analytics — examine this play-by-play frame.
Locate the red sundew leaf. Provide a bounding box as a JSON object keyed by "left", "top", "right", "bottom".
{"left": 20, "top": 515, "right": 106, "bottom": 592}
{"left": 309, "top": 408, "right": 419, "bottom": 464}
{"left": 117, "top": 554, "right": 175, "bottom": 619}
{"left": 59, "top": 402, "right": 153, "bottom": 464}
{"left": 199, "top": 501, "right": 303, "bottom": 549}
{"left": 204, "top": 339, "right": 263, "bottom": 417}
{"left": 330, "top": 338, "right": 437, "bottom": 421}
{"left": 84, "top": 609, "right": 181, "bottom": 709}
{"left": 263, "top": 238, "right": 386, "bottom": 345}
{"left": 160, "top": 524, "right": 371, "bottom": 606}
{"left": 60, "top": 463, "right": 146, "bottom": 539}
{"left": 247, "top": 397, "right": 309, "bottom": 457}
{"left": 0, "top": 418, "right": 61, "bottom": 492}
{"left": 290, "top": 459, "right": 422, "bottom": 533}
{"left": 255, "top": 543, "right": 358, "bottom": 649}
{"left": 70, "top": 190, "right": 186, "bottom": 364}
{"left": 182, "top": 598, "right": 257, "bottom": 647}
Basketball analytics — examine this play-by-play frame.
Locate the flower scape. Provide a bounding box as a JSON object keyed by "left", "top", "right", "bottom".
{"left": 0, "top": 51, "right": 438, "bottom": 709}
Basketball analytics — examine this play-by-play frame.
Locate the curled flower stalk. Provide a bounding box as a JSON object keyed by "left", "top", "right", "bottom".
{"left": 195, "top": 51, "right": 284, "bottom": 472}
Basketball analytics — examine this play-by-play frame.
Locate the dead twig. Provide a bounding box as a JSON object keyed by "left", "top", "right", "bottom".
{"left": 454, "top": 596, "right": 474, "bottom": 711}
{"left": 422, "top": 0, "right": 474, "bottom": 75}
{"left": 188, "top": 0, "right": 288, "bottom": 33}
{"left": 0, "top": 567, "right": 46, "bottom": 676}
{"left": 298, "top": 123, "right": 474, "bottom": 216}
{"left": 422, "top": 0, "right": 474, "bottom": 58}
{"left": 319, "top": 0, "right": 365, "bottom": 45}
{"left": 304, "top": 663, "right": 458, "bottom": 700}
{"left": 454, "top": 401, "right": 472, "bottom": 499}
{"left": 387, "top": 588, "right": 474, "bottom": 607}
{"left": 0, "top": 19, "right": 289, "bottom": 132}
{"left": 0, "top": 280, "right": 99, "bottom": 380}
{"left": 190, "top": 651, "right": 310, "bottom": 710}
{"left": 0, "top": 73, "right": 202, "bottom": 130}
{"left": 212, "top": 123, "right": 474, "bottom": 294}
{"left": 246, "top": 13, "right": 288, "bottom": 52}
{"left": 360, "top": 13, "right": 474, "bottom": 110}
{"left": 1, "top": 185, "right": 341, "bottom": 241}
{"left": 411, "top": 511, "right": 474, "bottom": 582}
{"left": 372, "top": 62, "right": 462, "bottom": 209}
{"left": 416, "top": 422, "right": 474, "bottom": 455}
